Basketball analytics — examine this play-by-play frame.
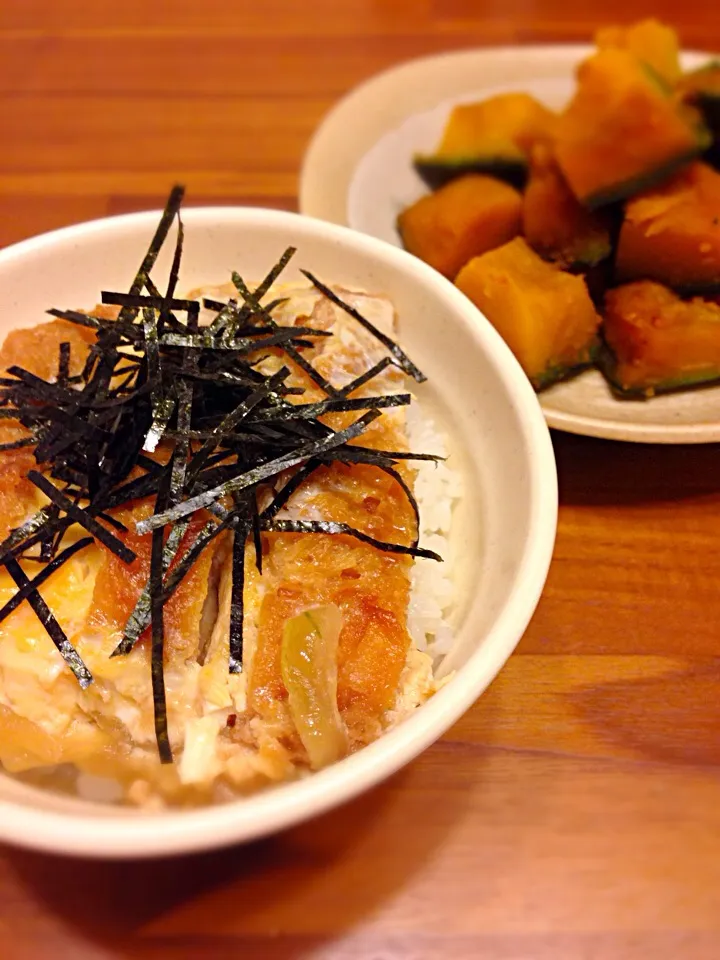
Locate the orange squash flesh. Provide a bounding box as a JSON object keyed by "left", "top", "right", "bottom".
{"left": 455, "top": 236, "right": 601, "bottom": 389}
{"left": 616, "top": 162, "right": 720, "bottom": 293}
{"left": 433, "top": 93, "right": 556, "bottom": 157}
{"left": 413, "top": 92, "right": 556, "bottom": 189}
{"left": 397, "top": 174, "right": 522, "bottom": 280}
{"left": 522, "top": 144, "right": 613, "bottom": 269}
{"left": 602, "top": 280, "right": 720, "bottom": 395}
{"left": 554, "top": 49, "right": 709, "bottom": 209}
{"left": 595, "top": 18, "right": 681, "bottom": 87}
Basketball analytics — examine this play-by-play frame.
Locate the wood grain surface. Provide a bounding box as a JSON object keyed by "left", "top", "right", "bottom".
{"left": 2, "top": 2, "right": 720, "bottom": 958}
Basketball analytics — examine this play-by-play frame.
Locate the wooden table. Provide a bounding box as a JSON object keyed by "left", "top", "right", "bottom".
{"left": 2, "top": 2, "right": 720, "bottom": 957}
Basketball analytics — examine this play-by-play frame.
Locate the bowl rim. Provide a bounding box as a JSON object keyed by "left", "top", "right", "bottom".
{"left": 0, "top": 206, "right": 557, "bottom": 858}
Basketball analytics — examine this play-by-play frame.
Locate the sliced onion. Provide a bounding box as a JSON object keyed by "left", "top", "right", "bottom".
{"left": 280, "top": 605, "right": 348, "bottom": 770}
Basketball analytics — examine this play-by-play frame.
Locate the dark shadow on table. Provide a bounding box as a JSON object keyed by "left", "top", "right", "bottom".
{"left": 570, "top": 657, "right": 720, "bottom": 768}
{"left": 552, "top": 431, "right": 720, "bottom": 506}
{"left": 4, "top": 745, "right": 477, "bottom": 960}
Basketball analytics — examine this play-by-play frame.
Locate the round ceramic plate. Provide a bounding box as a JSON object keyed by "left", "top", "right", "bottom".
{"left": 299, "top": 45, "right": 720, "bottom": 444}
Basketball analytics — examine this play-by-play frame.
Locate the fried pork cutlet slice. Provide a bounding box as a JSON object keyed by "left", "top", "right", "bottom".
{"left": 196, "top": 284, "right": 436, "bottom": 791}
{"left": 0, "top": 320, "right": 222, "bottom": 796}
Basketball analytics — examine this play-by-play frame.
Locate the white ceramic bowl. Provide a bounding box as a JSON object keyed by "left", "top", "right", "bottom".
{"left": 0, "top": 207, "right": 557, "bottom": 858}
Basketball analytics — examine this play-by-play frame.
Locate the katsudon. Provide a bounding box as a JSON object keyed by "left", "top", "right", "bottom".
{"left": 0, "top": 189, "right": 459, "bottom": 806}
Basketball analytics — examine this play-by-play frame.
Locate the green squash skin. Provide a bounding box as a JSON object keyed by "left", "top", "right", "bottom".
{"left": 680, "top": 63, "right": 720, "bottom": 170}
{"left": 532, "top": 338, "right": 601, "bottom": 392}
{"left": 672, "top": 279, "right": 720, "bottom": 297}
{"left": 681, "top": 62, "right": 720, "bottom": 130}
{"left": 697, "top": 96, "right": 720, "bottom": 134}
{"left": 642, "top": 61, "right": 675, "bottom": 96}
{"left": 559, "top": 239, "right": 613, "bottom": 273}
{"left": 567, "top": 202, "right": 623, "bottom": 304}
{"left": 596, "top": 338, "right": 720, "bottom": 399}
{"left": 705, "top": 142, "right": 720, "bottom": 173}
{"left": 699, "top": 104, "right": 720, "bottom": 173}
{"left": 582, "top": 139, "right": 711, "bottom": 210}
{"left": 573, "top": 258, "right": 614, "bottom": 307}
{"left": 609, "top": 273, "right": 720, "bottom": 300}
{"left": 604, "top": 276, "right": 720, "bottom": 298}
{"left": 534, "top": 228, "right": 614, "bottom": 274}
{"left": 413, "top": 154, "right": 528, "bottom": 191}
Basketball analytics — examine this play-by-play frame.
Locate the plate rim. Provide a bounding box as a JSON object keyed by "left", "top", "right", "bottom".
{"left": 299, "top": 43, "right": 720, "bottom": 445}
{"left": 299, "top": 44, "right": 595, "bottom": 225}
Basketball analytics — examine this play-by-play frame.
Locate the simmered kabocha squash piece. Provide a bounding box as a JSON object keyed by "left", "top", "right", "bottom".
{"left": 602, "top": 280, "right": 720, "bottom": 396}
{"left": 554, "top": 49, "right": 710, "bottom": 209}
{"left": 615, "top": 162, "right": 720, "bottom": 294}
{"left": 522, "top": 144, "right": 613, "bottom": 270}
{"left": 454, "top": 236, "right": 601, "bottom": 389}
{"left": 396, "top": 174, "right": 522, "bottom": 280}
{"left": 595, "top": 18, "right": 681, "bottom": 87}
{"left": 413, "top": 93, "right": 556, "bottom": 190}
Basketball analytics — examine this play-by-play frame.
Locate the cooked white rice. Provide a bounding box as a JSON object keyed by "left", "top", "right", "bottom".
{"left": 406, "top": 398, "right": 462, "bottom": 662}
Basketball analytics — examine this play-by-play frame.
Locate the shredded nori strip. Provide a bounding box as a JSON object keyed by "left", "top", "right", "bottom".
{"left": 143, "top": 306, "right": 174, "bottom": 453}
{"left": 336, "top": 357, "right": 396, "bottom": 397}
{"left": 135, "top": 411, "right": 381, "bottom": 534}
{"left": 0, "top": 436, "right": 36, "bottom": 452}
{"left": 26, "top": 471, "right": 136, "bottom": 564}
{"left": 46, "top": 308, "right": 104, "bottom": 332}
{"left": 324, "top": 446, "right": 443, "bottom": 464}
{"left": 250, "top": 393, "right": 410, "bottom": 421}
{"left": 166, "top": 215, "right": 184, "bottom": 300}
{"left": 158, "top": 326, "right": 329, "bottom": 351}
{"left": 202, "top": 297, "right": 236, "bottom": 314}
{"left": 0, "top": 537, "right": 94, "bottom": 625}
{"left": 111, "top": 516, "right": 191, "bottom": 658}
{"left": 159, "top": 516, "right": 229, "bottom": 603}
{"left": 376, "top": 463, "right": 421, "bottom": 549}
{"left": 187, "top": 378, "right": 281, "bottom": 484}
{"left": 98, "top": 510, "right": 127, "bottom": 533}
{"left": 58, "top": 342, "right": 71, "bottom": 387}
{"left": 5, "top": 366, "right": 105, "bottom": 408}
{"left": 101, "top": 292, "right": 200, "bottom": 314}
{"left": 262, "top": 452, "right": 422, "bottom": 547}
{"left": 231, "top": 269, "right": 341, "bottom": 398}
{"left": 229, "top": 521, "right": 249, "bottom": 674}
{"left": 0, "top": 185, "right": 442, "bottom": 764}
{"left": 0, "top": 506, "right": 57, "bottom": 563}
{"left": 262, "top": 519, "right": 441, "bottom": 561}
{"left": 120, "top": 185, "right": 185, "bottom": 324}
{"left": 5, "top": 557, "right": 93, "bottom": 687}
{"left": 150, "top": 521, "right": 172, "bottom": 763}
{"left": 301, "top": 270, "right": 426, "bottom": 383}
{"left": 248, "top": 490, "right": 263, "bottom": 575}
{"left": 260, "top": 459, "right": 322, "bottom": 521}
{"left": 253, "top": 246, "right": 297, "bottom": 302}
